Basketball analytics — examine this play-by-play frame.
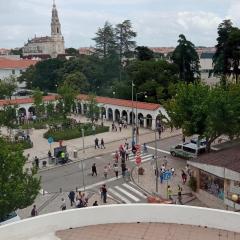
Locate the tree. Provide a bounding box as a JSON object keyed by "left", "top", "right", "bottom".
{"left": 0, "top": 105, "right": 17, "bottom": 130}
{"left": 63, "top": 72, "right": 88, "bottom": 92}
{"left": 0, "top": 138, "right": 40, "bottom": 220}
{"left": 32, "top": 88, "right": 45, "bottom": 118}
{"left": 166, "top": 82, "right": 240, "bottom": 151}
{"left": 57, "top": 83, "right": 78, "bottom": 118}
{"left": 0, "top": 76, "right": 17, "bottom": 99}
{"left": 93, "top": 21, "right": 117, "bottom": 58}
{"left": 172, "top": 34, "right": 200, "bottom": 83}
{"left": 86, "top": 94, "right": 99, "bottom": 123}
{"left": 115, "top": 20, "right": 137, "bottom": 63}
{"left": 135, "top": 46, "right": 154, "bottom": 61}
{"left": 65, "top": 48, "right": 79, "bottom": 56}
{"left": 213, "top": 20, "right": 233, "bottom": 84}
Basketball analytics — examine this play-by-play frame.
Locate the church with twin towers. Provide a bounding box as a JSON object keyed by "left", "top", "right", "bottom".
{"left": 22, "top": 0, "right": 65, "bottom": 59}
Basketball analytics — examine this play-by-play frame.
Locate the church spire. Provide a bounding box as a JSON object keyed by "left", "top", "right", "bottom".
{"left": 51, "top": 0, "right": 62, "bottom": 36}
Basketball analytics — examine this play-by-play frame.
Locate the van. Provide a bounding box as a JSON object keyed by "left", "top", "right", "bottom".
{"left": 170, "top": 142, "right": 206, "bottom": 159}
{"left": 0, "top": 212, "right": 21, "bottom": 226}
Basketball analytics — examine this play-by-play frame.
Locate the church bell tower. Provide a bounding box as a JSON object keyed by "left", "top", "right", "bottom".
{"left": 51, "top": 0, "right": 62, "bottom": 36}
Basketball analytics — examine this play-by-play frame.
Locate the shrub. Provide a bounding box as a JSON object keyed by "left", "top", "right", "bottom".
{"left": 188, "top": 176, "right": 197, "bottom": 192}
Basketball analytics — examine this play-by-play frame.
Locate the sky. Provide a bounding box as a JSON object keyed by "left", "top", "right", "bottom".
{"left": 0, "top": 0, "right": 240, "bottom": 49}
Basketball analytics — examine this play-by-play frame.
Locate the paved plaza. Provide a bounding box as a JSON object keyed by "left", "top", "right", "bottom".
{"left": 56, "top": 223, "right": 240, "bottom": 240}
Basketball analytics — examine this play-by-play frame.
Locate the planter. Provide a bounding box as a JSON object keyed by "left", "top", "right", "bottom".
{"left": 138, "top": 167, "right": 144, "bottom": 175}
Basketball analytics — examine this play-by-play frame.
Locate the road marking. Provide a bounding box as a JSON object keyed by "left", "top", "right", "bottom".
{"left": 77, "top": 176, "right": 121, "bottom": 191}
{"left": 122, "top": 183, "right": 146, "bottom": 198}
{"left": 129, "top": 154, "right": 152, "bottom": 162}
{"left": 108, "top": 188, "right": 131, "bottom": 203}
{"left": 39, "top": 189, "right": 48, "bottom": 195}
{"left": 146, "top": 145, "right": 170, "bottom": 154}
{"left": 114, "top": 186, "right": 140, "bottom": 202}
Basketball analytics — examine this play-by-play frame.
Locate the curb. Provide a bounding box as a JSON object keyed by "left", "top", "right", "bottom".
{"left": 37, "top": 131, "right": 182, "bottom": 173}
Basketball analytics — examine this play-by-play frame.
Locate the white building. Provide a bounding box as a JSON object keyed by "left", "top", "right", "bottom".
{"left": 0, "top": 57, "right": 37, "bottom": 81}
{"left": 22, "top": 1, "right": 65, "bottom": 59}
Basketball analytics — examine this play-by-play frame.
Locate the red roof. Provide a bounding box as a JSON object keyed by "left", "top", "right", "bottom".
{"left": 0, "top": 58, "right": 38, "bottom": 69}
{"left": 0, "top": 94, "right": 160, "bottom": 111}
{"left": 0, "top": 95, "right": 57, "bottom": 106}
{"left": 77, "top": 94, "right": 160, "bottom": 111}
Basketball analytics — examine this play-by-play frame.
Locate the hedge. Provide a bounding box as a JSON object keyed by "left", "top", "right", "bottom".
{"left": 43, "top": 124, "right": 109, "bottom": 141}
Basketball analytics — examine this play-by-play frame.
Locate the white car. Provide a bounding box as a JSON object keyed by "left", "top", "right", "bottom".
{"left": 0, "top": 212, "right": 21, "bottom": 226}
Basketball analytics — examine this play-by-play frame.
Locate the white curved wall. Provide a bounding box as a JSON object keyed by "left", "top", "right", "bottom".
{"left": 0, "top": 204, "right": 240, "bottom": 240}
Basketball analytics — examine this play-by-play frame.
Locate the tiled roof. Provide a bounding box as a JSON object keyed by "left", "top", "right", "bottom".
{"left": 77, "top": 94, "right": 161, "bottom": 111}
{"left": 0, "top": 94, "right": 161, "bottom": 111}
{"left": 0, "top": 58, "right": 38, "bottom": 69}
{"left": 194, "top": 144, "right": 240, "bottom": 173}
{"left": 0, "top": 95, "right": 57, "bottom": 106}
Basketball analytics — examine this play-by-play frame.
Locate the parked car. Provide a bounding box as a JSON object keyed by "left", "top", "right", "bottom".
{"left": 0, "top": 212, "right": 21, "bottom": 226}
{"left": 190, "top": 138, "right": 207, "bottom": 147}
{"left": 170, "top": 142, "right": 206, "bottom": 159}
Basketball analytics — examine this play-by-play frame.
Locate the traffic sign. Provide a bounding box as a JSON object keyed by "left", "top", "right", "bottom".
{"left": 163, "top": 171, "right": 172, "bottom": 181}
{"left": 48, "top": 137, "right": 53, "bottom": 144}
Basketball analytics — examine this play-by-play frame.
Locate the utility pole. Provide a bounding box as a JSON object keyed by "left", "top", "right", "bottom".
{"left": 131, "top": 80, "right": 134, "bottom": 145}
{"left": 154, "top": 127, "right": 158, "bottom": 193}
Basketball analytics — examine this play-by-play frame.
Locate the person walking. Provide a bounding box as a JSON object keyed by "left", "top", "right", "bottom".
{"left": 34, "top": 156, "right": 39, "bottom": 169}
{"left": 121, "top": 162, "right": 126, "bottom": 178}
{"left": 95, "top": 138, "right": 100, "bottom": 149}
{"left": 68, "top": 190, "right": 75, "bottom": 207}
{"left": 93, "top": 201, "right": 98, "bottom": 206}
{"left": 60, "top": 198, "right": 66, "bottom": 211}
{"left": 163, "top": 156, "right": 168, "bottom": 167}
{"left": 102, "top": 184, "right": 107, "bottom": 203}
{"left": 125, "top": 147, "right": 130, "bottom": 161}
{"left": 92, "top": 163, "right": 97, "bottom": 176}
{"left": 160, "top": 171, "right": 164, "bottom": 184}
{"left": 119, "top": 123, "right": 122, "bottom": 132}
{"left": 113, "top": 163, "right": 119, "bottom": 178}
{"left": 167, "top": 185, "right": 173, "bottom": 200}
{"left": 103, "top": 166, "right": 108, "bottom": 179}
{"left": 31, "top": 205, "right": 38, "bottom": 217}
{"left": 114, "top": 151, "right": 119, "bottom": 162}
{"left": 181, "top": 170, "right": 187, "bottom": 184}
{"left": 171, "top": 167, "right": 175, "bottom": 176}
{"left": 100, "top": 138, "right": 105, "bottom": 149}
{"left": 177, "top": 185, "right": 183, "bottom": 204}
{"left": 143, "top": 143, "right": 148, "bottom": 153}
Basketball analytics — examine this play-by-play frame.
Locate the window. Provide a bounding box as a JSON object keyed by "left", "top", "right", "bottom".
{"left": 12, "top": 69, "right": 15, "bottom": 75}
{"left": 183, "top": 146, "right": 196, "bottom": 154}
{"left": 200, "top": 171, "right": 224, "bottom": 200}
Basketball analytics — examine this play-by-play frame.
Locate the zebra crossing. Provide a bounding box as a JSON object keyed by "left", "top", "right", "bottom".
{"left": 128, "top": 151, "right": 153, "bottom": 163}
{"left": 108, "top": 181, "right": 147, "bottom": 203}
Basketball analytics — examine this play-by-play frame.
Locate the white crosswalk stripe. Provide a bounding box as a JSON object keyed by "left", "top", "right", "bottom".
{"left": 129, "top": 153, "right": 153, "bottom": 163}
{"left": 114, "top": 186, "right": 140, "bottom": 202}
{"left": 122, "top": 183, "right": 146, "bottom": 198}
{"left": 108, "top": 182, "right": 147, "bottom": 203}
{"left": 108, "top": 188, "right": 132, "bottom": 203}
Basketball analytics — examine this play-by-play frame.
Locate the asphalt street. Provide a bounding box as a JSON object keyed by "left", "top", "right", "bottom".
{"left": 39, "top": 134, "right": 185, "bottom": 196}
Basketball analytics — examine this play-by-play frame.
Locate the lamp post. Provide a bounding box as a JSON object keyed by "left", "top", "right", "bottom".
{"left": 131, "top": 80, "right": 135, "bottom": 146}
{"left": 135, "top": 92, "right": 147, "bottom": 144}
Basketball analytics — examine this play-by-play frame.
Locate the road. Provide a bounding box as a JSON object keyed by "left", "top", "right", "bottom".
{"left": 39, "top": 134, "right": 186, "bottom": 203}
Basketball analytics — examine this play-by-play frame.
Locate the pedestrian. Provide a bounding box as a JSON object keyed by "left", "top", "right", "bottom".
{"left": 34, "top": 156, "right": 39, "bottom": 169}
{"left": 102, "top": 184, "right": 107, "bottom": 203}
{"left": 119, "top": 123, "right": 122, "bottom": 132}
{"left": 48, "top": 150, "right": 52, "bottom": 159}
{"left": 161, "top": 164, "right": 165, "bottom": 172}
{"left": 113, "top": 163, "right": 119, "bottom": 178}
{"left": 124, "top": 138, "right": 129, "bottom": 148}
{"left": 103, "top": 165, "right": 108, "bottom": 179}
{"left": 181, "top": 170, "right": 187, "bottom": 184}
{"left": 100, "top": 138, "right": 105, "bottom": 149}
{"left": 160, "top": 171, "right": 164, "bottom": 184}
{"left": 163, "top": 156, "right": 168, "bottom": 167}
{"left": 92, "top": 163, "right": 97, "bottom": 176}
{"left": 31, "top": 205, "right": 38, "bottom": 217}
{"left": 68, "top": 190, "right": 75, "bottom": 207}
{"left": 121, "top": 162, "right": 126, "bottom": 177}
{"left": 177, "top": 185, "right": 183, "bottom": 204}
{"left": 60, "top": 198, "right": 66, "bottom": 211}
{"left": 185, "top": 164, "right": 191, "bottom": 176}
{"left": 158, "top": 128, "right": 161, "bottom": 139}
{"left": 182, "top": 135, "right": 186, "bottom": 143}
{"left": 112, "top": 122, "right": 115, "bottom": 131}
{"left": 125, "top": 147, "right": 130, "bottom": 161}
{"left": 115, "top": 151, "right": 119, "bottom": 162}
{"left": 171, "top": 167, "right": 175, "bottom": 176}
{"left": 143, "top": 143, "right": 148, "bottom": 153}
{"left": 93, "top": 201, "right": 98, "bottom": 206}
{"left": 95, "top": 138, "right": 99, "bottom": 149}
{"left": 167, "top": 185, "right": 173, "bottom": 200}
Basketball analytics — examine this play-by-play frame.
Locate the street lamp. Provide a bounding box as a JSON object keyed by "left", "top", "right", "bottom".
{"left": 135, "top": 92, "right": 147, "bottom": 144}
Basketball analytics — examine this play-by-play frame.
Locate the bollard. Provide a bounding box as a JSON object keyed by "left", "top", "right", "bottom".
{"left": 73, "top": 150, "right": 77, "bottom": 159}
